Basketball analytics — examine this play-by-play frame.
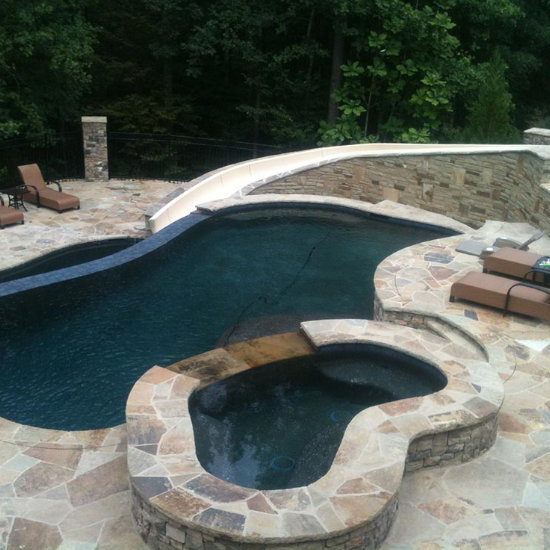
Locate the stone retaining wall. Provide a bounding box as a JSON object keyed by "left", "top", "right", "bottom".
{"left": 132, "top": 490, "right": 399, "bottom": 550}
{"left": 406, "top": 414, "right": 499, "bottom": 472}
{"left": 524, "top": 128, "right": 550, "bottom": 145}
{"left": 251, "top": 152, "right": 550, "bottom": 231}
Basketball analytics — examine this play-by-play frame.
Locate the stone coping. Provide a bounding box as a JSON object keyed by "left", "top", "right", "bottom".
{"left": 126, "top": 320, "right": 503, "bottom": 549}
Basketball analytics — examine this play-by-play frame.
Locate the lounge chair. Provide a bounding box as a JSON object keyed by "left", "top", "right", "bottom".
{"left": 455, "top": 230, "right": 545, "bottom": 257}
{"left": 18, "top": 163, "right": 80, "bottom": 212}
{"left": 450, "top": 271, "right": 550, "bottom": 321}
{"left": 483, "top": 247, "right": 549, "bottom": 283}
{"left": 0, "top": 196, "right": 24, "bottom": 228}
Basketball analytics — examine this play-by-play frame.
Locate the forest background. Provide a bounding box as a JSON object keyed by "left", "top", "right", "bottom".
{"left": 1, "top": 0, "right": 550, "bottom": 148}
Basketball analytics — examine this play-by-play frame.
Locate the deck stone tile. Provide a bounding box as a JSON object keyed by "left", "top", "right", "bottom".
{"left": 185, "top": 474, "right": 254, "bottom": 503}
{"left": 418, "top": 499, "right": 476, "bottom": 525}
{"left": 13, "top": 462, "right": 74, "bottom": 497}
{"left": 59, "top": 492, "right": 132, "bottom": 532}
{"left": 7, "top": 518, "right": 62, "bottom": 550}
{"left": 67, "top": 455, "right": 128, "bottom": 507}
{"left": 195, "top": 507, "right": 246, "bottom": 533}
{"left": 245, "top": 509, "right": 283, "bottom": 536}
{"left": 24, "top": 446, "right": 82, "bottom": 470}
{"left": 247, "top": 493, "right": 277, "bottom": 514}
{"left": 151, "top": 487, "right": 211, "bottom": 517}
{"left": 132, "top": 476, "right": 172, "bottom": 499}
{"left": 444, "top": 458, "right": 529, "bottom": 509}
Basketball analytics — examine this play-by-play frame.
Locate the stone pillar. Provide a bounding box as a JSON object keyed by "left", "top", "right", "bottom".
{"left": 82, "top": 116, "right": 109, "bottom": 181}
{"left": 523, "top": 127, "right": 550, "bottom": 145}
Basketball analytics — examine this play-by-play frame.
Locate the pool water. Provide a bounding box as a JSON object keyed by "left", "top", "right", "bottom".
{"left": 190, "top": 348, "right": 446, "bottom": 489}
{"left": 0, "top": 208, "right": 452, "bottom": 430}
{"left": 0, "top": 238, "right": 140, "bottom": 283}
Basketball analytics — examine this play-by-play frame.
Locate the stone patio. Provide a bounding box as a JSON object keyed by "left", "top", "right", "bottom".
{"left": 0, "top": 181, "right": 549, "bottom": 549}
{"left": 0, "top": 178, "right": 186, "bottom": 272}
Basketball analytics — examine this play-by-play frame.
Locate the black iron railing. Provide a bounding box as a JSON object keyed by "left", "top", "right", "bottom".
{"left": 0, "top": 131, "right": 287, "bottom": 187}
{"left": 0, "top": 132, "right": 84, "bottom": 189}
{"left": 108, "top": 133, "right": 285, "bottom": 181}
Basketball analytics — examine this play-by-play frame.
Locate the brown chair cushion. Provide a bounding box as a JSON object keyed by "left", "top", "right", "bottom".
{"left": 483, "top": 247, "right": 542, "bottom": 280}
{"left": 0, "top": 205, "right": 24, "bottom": 228}
{"left": 22, "top": 186, "right": 80, "bottom": 212}
{"left": 18, "top": 163, "right": 80, "bottom": 212}
{"left": 450, "top": 271, "right": 550, "bottom": 321}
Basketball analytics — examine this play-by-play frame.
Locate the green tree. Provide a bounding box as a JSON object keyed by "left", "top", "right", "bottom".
{"left": 184, "top": 0, "right": 330, "bottom": 145}
{"left": 462, "top": 53, "right": 519, "bottom": 143}
{"left": 317, "top": 0, "right": 473, "bottom": 144}
{"left": 85, "top": 0, "right": 200, "bottom": 135}
{"left": 0, "top": 0, "right": 94, "bottom": 137}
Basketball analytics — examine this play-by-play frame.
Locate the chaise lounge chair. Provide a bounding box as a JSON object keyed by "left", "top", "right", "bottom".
{"left": 18, "top": 163, "right": 80, "bottom": 212}
{"left": 0, "top": 196, "right": 24, "bottom": 228}
{"left": 450, "top": 271, "right": 550, "bottom": 321}
{"left": 483, "top": 247, "right": 549, "bottom": 284}
{"left": 455, "top": 230, "right": 545, "bottom": 257}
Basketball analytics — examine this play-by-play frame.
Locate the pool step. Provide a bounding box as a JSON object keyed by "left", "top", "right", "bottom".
{"left": 425, "top": 317, "right": 486, "bottom": 361}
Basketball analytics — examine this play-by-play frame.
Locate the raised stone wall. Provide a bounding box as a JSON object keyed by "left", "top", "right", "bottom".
{"left": 81, "top": 116, "right": 109, "bottom": 181}
{"left": 132, "top": 490, "right": 399, "bottom": 550}
{"left": 251, "top": 152, "right": 550, "bottom": 231}
{"left": 406, "top": 415, "right": 499, "bottom": 471}
{"left": 524, "top": 127, "right": 550, "bottom": 145}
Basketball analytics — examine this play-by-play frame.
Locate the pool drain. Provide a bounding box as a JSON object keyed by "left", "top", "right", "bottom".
{"left": 269, "top": 455, "right": 295, "bottom": 472}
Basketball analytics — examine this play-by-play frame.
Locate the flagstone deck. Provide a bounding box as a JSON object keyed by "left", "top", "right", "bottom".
{"left": 0, "top": 180, "right": 548, "bottom": 549}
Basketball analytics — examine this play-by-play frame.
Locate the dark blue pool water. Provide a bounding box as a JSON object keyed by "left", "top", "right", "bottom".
{"left": 0, "top": 207, "right": 453, "bottom": 430}
{"left": 0, "top": 238, "right": 140, "bottom": 283}
{"left": 190, "top": 347, "right": 446, "bottom": 489}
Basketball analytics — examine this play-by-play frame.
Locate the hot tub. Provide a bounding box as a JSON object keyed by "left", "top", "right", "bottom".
{"left": 127, "top": 319, "right": 503, "bottom": 550}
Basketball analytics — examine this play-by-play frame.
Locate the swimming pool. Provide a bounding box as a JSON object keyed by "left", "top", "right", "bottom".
{"left": 190, "top": 346, "right": 446, "bottom": 490}
{"left": 0, "top": 206, "right": 455, "bottom": 430}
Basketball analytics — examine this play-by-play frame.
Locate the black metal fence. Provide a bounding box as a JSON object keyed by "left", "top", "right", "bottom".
{"left": 108, "top": 133, "right": 285, "bottom": 181}
{"left": 0, "top": 132, "right": 84, "bottom": 189}
{"left": 0, "top": 131, "right": 287, "bottom": 188}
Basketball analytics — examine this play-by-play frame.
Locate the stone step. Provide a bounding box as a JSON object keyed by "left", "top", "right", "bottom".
{"left": 425, "top": 317, "right": 486, "bottom": 361}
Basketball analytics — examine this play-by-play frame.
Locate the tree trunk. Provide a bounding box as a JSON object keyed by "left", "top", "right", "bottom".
{"left": 327, "top": 24, "right": 344, "bottom": 124}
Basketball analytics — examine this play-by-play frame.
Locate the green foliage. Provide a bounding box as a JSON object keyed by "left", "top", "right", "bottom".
{"left": 0, "top": 0, "right": 94, "bottom": 138}
{"left": 317, "top": 62, "right": 369, "bottom": 145}
{"left": 396, "top": 126, "right": 433, "bottom": 144}
{"left": 317, "top": 0, "right": 472, "bottom": 144}
{"left": 0, "top": 0, "right": 548, "bottom": 149}
{"left": 461, "top": 53, "right": 520, "bottom": 143}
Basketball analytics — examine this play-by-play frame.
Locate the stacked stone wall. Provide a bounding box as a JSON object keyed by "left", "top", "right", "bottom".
{"left": 524, "top": 128, "right": 550, "bottom": 145}
{"left": 251, "top": 152, "right": 550, "bottom": 232}
{"left": 132, "top": 489, "right": 398, "bottom": 550}
{"left": 406, "top": 415, "right": 499, "bottom": 471}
